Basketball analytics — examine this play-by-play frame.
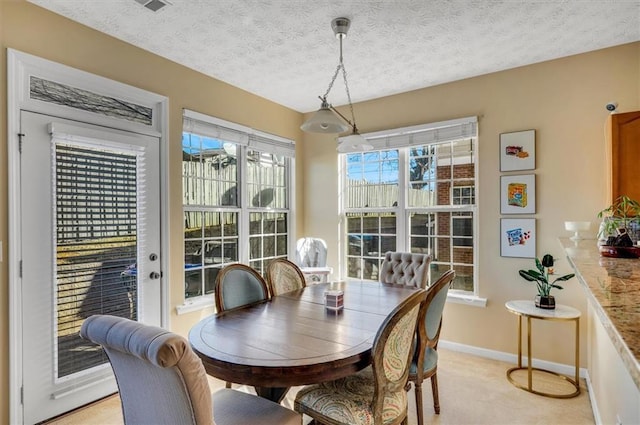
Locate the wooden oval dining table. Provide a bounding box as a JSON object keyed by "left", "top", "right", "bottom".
{"left": 189, "top": 280, "right": 419, "bottom": 402}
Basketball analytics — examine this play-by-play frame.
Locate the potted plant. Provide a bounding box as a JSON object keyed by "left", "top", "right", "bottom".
{"left": 518, "top": 254, "right": 575, "bottom": 309}
{"left": 597, "top": 195, "right": 640, "bottom": 257}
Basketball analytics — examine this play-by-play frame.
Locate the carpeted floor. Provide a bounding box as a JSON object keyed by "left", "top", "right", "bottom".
{"left": 45, "top": 348, "right": 595, "bottom": 425}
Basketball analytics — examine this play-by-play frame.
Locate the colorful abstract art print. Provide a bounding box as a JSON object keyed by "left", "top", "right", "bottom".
{"left": 501, "top": 218, "right": 536, "bottom": 258}
{"left": 500, "top": 174, "right": 536, "bottom": 214}
{"left": 500, "top": 130, "right": 535, "bottom": 171}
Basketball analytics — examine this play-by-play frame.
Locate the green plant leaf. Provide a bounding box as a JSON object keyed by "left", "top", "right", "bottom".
{"left": 535, "top": 258, "right": 544, "bottom": 273}
{"left": 552, "top": 273, "right": 575, "bottom": 283}
{"left": 519, "top": 269, "right": 545, "bottom": 283}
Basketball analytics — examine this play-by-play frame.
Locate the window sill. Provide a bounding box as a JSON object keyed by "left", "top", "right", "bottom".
{"left": 175, "top": 297, "right": 215, "bottom": 315}
{"left": 447, "top": 292, "right": 487, "bottom": 307}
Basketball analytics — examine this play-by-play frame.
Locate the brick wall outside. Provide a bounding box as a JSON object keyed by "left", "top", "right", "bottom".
{"left": 435, "top": 163, "right": 475, "bottom": 270}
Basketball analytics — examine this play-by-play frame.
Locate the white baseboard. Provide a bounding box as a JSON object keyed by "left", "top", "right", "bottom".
{"left": 583, "top": 371, "right": 602, "bottom": 425}
{"left": 439, "top": 339, "right": 588, "bottom": 378}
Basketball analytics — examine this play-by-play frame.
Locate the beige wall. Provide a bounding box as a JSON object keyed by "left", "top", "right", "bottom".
{"left": 1, "top": 0, "right": 640, "bottom": 422}
{"left": 0, "top": 1, "right": 303, "bottom": 421}
{"left": 302, "top": 43, "right": 640, "bottom": 364}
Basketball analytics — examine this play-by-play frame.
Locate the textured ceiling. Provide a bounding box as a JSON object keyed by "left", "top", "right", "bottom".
{"left": 27, "top": 0, "right": 640, "bottom": 113}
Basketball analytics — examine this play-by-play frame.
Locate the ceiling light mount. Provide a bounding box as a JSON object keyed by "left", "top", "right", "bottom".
{"left": 331, "top": 17, "right": 351, "bottom": 39}
{"left": 301, "top": 17, "right": 373, "bottom": 152}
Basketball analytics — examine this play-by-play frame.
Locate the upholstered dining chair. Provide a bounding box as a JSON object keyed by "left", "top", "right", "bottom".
{"left": 294, "top": 289, "right": 427, "bottom": 425}
{"left": 379, "top": 251, "right": 432, "bottom": 289}
{"left": 408, "top": 269, "right": 455, "bottom": 425}
{"left": 80, "top": 315, "right": 301, "bottom": 425}
{"left": 266, "top": 258, "right": 306, "bottom": 296}
{"left": 214, "top": 263, "right": 270, "bottom": 388}
{"left": 214, "top": 263, "right": 270, "bottom": 314}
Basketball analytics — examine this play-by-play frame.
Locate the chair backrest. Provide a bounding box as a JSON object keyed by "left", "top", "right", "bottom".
{"left": 80, "top": 315, "right": 213, "bottom": 425}
{"left": 379, "top": 251, "right": 432, "bottom": 289}
{"left": 370, "top": 289, "right": 427, "bottom": 423}
{"left": 266, "top": 258, "right": 306, "bottom": 296}
{"left": 295, "top": 238, "right": 328, "bottom": 267}
{"left": 414, "top": 270, "right": 455, "bottom": 367}
{"left": 214, "top": 264, "right": 270, "bottom": 314}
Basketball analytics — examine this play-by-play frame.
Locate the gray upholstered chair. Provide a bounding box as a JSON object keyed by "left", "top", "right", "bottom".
{"left": 214, "top": 263, "right": 270, "bottom": 388}
{"left": 294, "top": 289, "right": 427, "bottom": 425}
{"left": 79, "top": 315, "right": 301, "bottom": 425}
{"left": 266, "top": 258, "right": 306, "bottom": 296}
{"left": 379, "top": 251, "right": 432, "bottom": 289}
{"left": 214, "top": 263, "right": 270, "bottom": 314}
{"left": 408, "top": 269, "right": 455, "bottom": 425}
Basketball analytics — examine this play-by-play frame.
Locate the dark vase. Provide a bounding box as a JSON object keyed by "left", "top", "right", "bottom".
{"left": 535, "top": 295, "right": 555, "bottom": 310}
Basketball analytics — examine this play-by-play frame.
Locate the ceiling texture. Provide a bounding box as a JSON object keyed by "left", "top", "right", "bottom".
{"left": 27, "top": 0, "right": 640, "bottom": 113}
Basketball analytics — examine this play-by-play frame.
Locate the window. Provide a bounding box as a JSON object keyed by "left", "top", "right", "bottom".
{"left": 341, "top": 117, "right": 477, "bottom": 293}
{"left": 453, "top": 186, "right": 475, "bottom": 205}
{"left": 452, "top": 186, "right": 474, "bottom": 247}
{"left": 182, "top": 110, "right": 295, "bottom": 299}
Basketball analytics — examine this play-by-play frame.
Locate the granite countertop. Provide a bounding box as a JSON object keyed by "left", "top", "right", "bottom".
{"left": 560, "top": 237, "right": 640, "bottom": 390}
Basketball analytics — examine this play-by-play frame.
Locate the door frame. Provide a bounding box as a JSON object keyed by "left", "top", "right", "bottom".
{"left": 7, "top": 49, "right": 170, "bottom": 424}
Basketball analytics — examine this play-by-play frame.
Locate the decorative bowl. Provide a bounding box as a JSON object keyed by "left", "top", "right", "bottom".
{"left": 564, "top": 221, "right": 591, "bottom": 240}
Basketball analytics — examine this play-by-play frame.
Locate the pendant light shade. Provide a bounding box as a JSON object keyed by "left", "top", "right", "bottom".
{"left": 337, "top": 131, "right": 373, "bottom": 153}
{"left": 300, "top": 17, "right": 373, "bottom": 152}
{"left": 300, "top": 98, "right": 350, "bottom": 133}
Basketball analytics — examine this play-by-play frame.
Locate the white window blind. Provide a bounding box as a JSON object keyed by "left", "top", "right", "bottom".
{"left": 183, "top": 109, "right": 295, "bottom": 157}
{"left": 341, "top": 116, "right": 477, "bottom": 151}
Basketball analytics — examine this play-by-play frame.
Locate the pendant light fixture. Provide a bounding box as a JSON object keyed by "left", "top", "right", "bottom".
{"left": 301, "top": 17, "right": 373, "bottom": 152}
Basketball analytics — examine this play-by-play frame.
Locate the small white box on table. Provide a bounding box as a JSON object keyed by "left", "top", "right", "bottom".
{"left": 324, "top": 290, "right": 344, "bottom": 311}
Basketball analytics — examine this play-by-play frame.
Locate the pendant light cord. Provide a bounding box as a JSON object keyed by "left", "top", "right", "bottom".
{"left": 320, "top": 35, "right": 358, "bottom": 132}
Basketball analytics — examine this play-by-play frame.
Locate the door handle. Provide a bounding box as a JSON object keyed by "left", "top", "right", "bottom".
{"left": 149, "top": 272, "right": 161, "bottom": 280}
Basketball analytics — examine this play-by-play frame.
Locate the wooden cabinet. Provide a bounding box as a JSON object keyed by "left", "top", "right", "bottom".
{"left": 607, "top": 111, "right": 640, "bottom": 204}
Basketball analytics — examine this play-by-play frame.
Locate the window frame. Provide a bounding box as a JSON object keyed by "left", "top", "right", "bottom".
{"left": 339, "top": 117, "right": 479, "bottom": 298}
{"left": 181, "top": 110, "right": 295, "bottom": 303}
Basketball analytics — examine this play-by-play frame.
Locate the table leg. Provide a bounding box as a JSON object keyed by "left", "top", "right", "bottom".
{"left": 505, "top": 304, "right": 580, "bottom": 398}
{"left": 254, "top": 386, "right": 290, "bottom": 403}
{"left": 517, "top": 315, "right": 522, "bottom": 368}
{"left": 575, "top": 318, "right": 580, "bottom": 387}
{"left": 527, "top": 316, "right": 532, "bottom": 391}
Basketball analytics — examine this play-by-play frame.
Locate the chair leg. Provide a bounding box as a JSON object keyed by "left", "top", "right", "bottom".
{"left": 431, "top": 373, "right": 440, "bottom": 414}
{"left": 414, "top": 382, "right": 425, "bottom": 425}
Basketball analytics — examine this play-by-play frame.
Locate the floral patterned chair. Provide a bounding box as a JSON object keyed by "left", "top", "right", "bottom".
{"left": 294, "top": 289, "right": 427, "bottom": 425}
{"left": 408, "top": 269, "right": 455, "bottom": 425}
{"left": 266, "top": 258, "right": 306, "bottom": 296}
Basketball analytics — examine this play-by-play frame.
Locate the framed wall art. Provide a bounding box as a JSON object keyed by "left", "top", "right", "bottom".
{"left": 500, "top": 218, "right": 536, "bottom": 258}
{"left": 500, "top": 129, "right": 535, "bottom": 171}
{"left": 500, "top": 174, "right": 536, "bottom": 214}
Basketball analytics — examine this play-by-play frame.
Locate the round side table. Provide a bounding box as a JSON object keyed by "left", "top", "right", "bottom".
{"left": 505, "top": 300, "right": 581, "bottom": 398}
